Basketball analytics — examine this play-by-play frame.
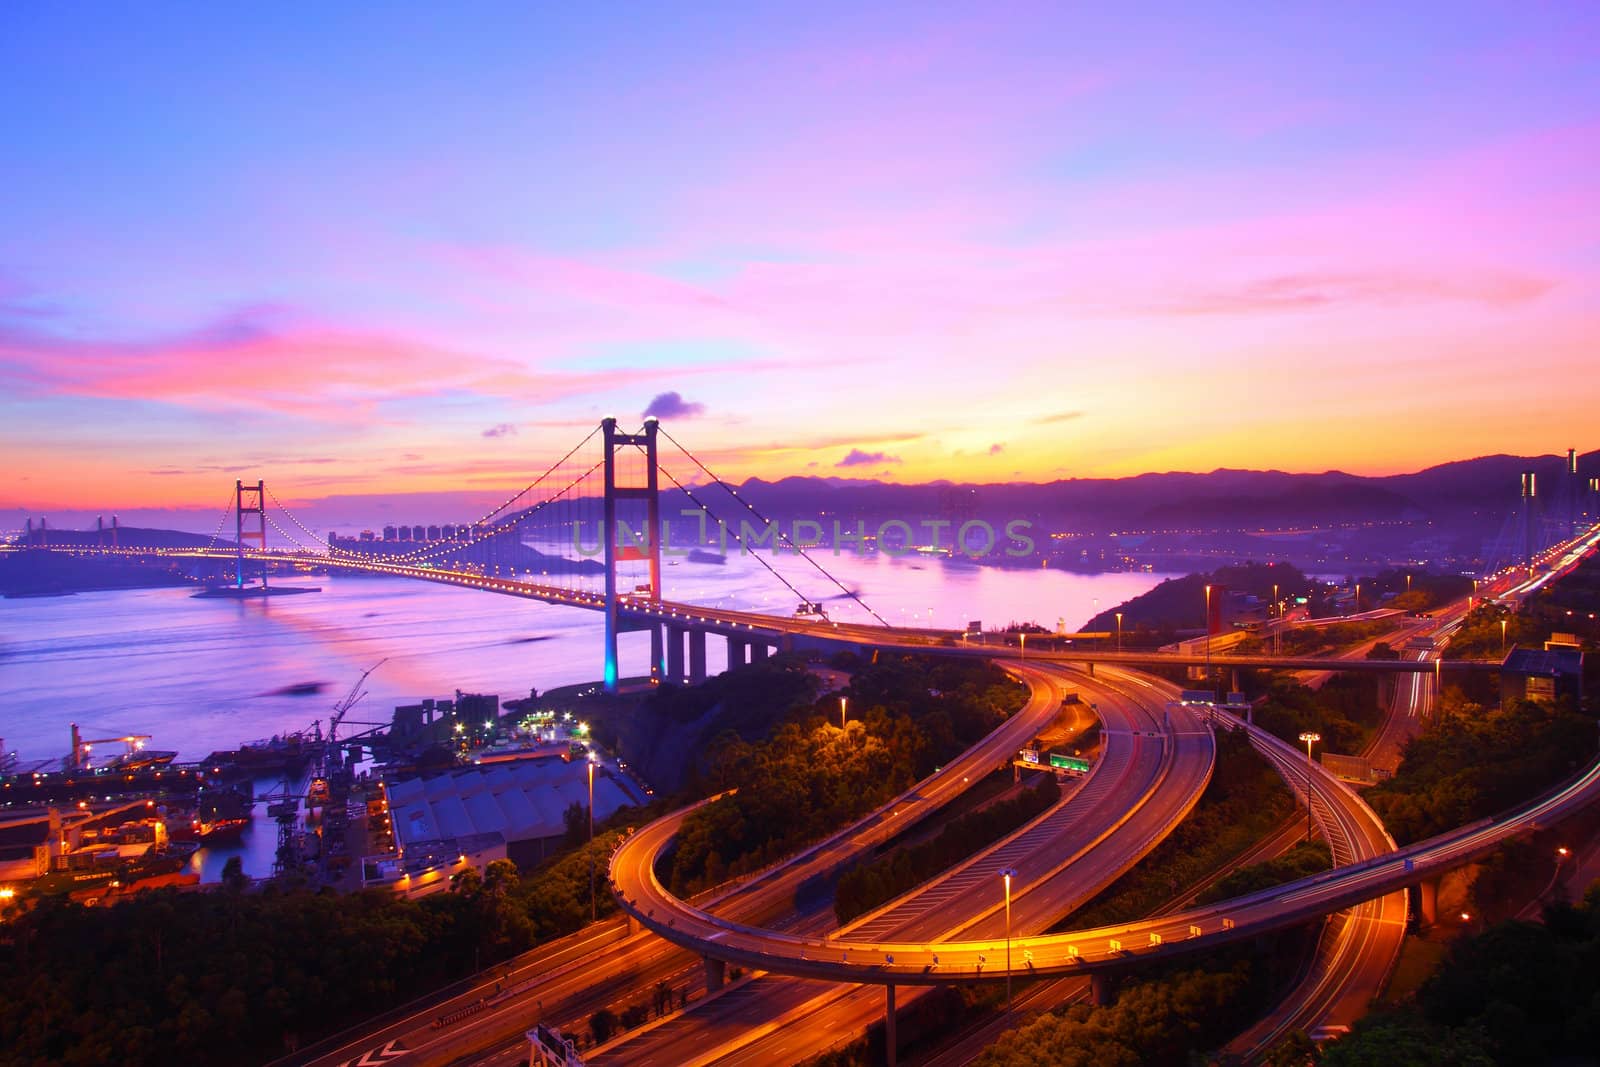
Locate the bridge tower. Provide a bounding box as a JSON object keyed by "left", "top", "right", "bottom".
{"left": 236, "top": 479, "right": 269, "bottom": 591}
{"left": 1519, "top": 470, "right": 1537, "bottom": 567}
{"left": 601, "top": 417, "right": 662, "bottom": 692}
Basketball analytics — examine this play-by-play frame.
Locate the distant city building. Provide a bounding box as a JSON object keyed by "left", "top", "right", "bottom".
{"left": 398, "top": 526, "right": 412, "bottom": 541}
{"left": 411, "top": 525, "right": 426, "bottom": 542}
{"left": 427, "top": 525, "right": 441, "bottom": 541}
{"left": 383, "top": 525, "right": 398, "bottom": 541}
{"left": 442, "top": 524, "right": 457, "bottom": 540}
{"left": 359, "top": 529, "right": 376, "bottom": 542}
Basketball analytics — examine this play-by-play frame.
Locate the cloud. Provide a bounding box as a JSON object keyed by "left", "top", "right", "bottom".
{"left": 643, "top": 391, "right": 706, "bottom": 419}
{"left": 482, "top": 423, "right": 518, "bottom": 438}
{"left": 1033, "top": 411, "right": 1085, "bottom": 425}
{"left": 988, "top": 443, "right": 1005, "bottom": 455}
{"left": 1150, "top": 271, "right": 1553, "bottom": 317}
{"left": 838, "top": 449, "right": 901, "bottom": 467}
{"left": 0, "top": 304, "right": 646, "bottom": 421}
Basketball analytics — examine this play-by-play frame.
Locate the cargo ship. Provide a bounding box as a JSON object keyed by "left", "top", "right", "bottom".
{"left": 169, "top": 783, "right": 254, "bottom": 843}
{"left": 199, "top": 731, "right": 313, "bottom": 778}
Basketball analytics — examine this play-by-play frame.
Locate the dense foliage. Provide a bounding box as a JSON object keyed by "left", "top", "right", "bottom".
{"left": 1252, "top": 674, "right": 1385, "bottom": 754}
{"left": 667, "top": 656, "right": 1026, "bottom": 893}
{"left": 834, "top": 773, "right": 1060, "bottom": 924}
{"left": 1364, "top": 694, "right": 1596, "bottom": 845}
{"left": 0, "top": 844, "right": 616, "bottom": 1067}
{"left": 1065, "top": 726, "right": 1296, "bottom": 928}
{"left": 974, "top": 965, "right": 1259, "bottom": 1067}
{"left": 1196, "top": 840, "right": 1331, "bottom": 906}
{"left": 1319, "top": 886, "right": 1600, "bottom": 1066}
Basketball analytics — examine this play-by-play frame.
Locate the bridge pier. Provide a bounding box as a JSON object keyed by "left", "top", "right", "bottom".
{"left": 1087, "top": 661, "right": 1095, "bottom": 677}
{"left": 1418, "top": 876, "right": 1439, "bottom": 926}
{"left": 666, "top": 626, "right": 686, "bottom": 683}
{"left": 689, "top": 630, "right": 707, "bottom": 684}
{"left": 750, "top": 642, "right": 769, "bottom": 663}
{"left": 885, "top": 983, "right": 897, "bottom": 1067}
{"left": 704, "top": 956, "right": 726, "bottom": 993}
{"left": 728, "top": 636, "right": 748, "bottom": 668}
{"left": 650, "top": 624, "right": 665, "bottom": 682}
{"left": 1090, "top": 972, "right": 1114, "bottom": 1006}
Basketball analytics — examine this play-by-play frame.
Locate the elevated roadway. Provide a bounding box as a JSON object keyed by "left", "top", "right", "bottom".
{"left": 589, "top": 665, "right": 1214, "bottom": 1066}
{"left": 295, "top": 661, "right": 1178, "bottom": 1067}
{"left": 610, "top": 734, "right": 1600, "bottom": 987}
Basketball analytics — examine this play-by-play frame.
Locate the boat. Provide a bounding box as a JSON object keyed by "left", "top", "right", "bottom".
{"left": 106, "top": 748, "right": 178, "bottom": 772}
{"left": 170, "top": 784, "right": 254, "bottom": 843}
{"left": 199, "top": 731, "right": 312, "bottom": 777}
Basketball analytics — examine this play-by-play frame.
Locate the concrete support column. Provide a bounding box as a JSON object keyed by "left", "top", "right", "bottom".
{"left": 1418, "top": 876, "right": 1439, "bottom": 926}
{"left": 1087, "top": 661, "right": 1095, "bottom": 677}
{"left": 650, "top": 624, "right": 664, "bottom": 682}
{"left": 1090, "top": 972, "right": 1113, "bottom": 1006}
{"left": 1230, "top": 668, "right": 1241, "bottom": 694}
{"left": 704, "top": 956, "right": 726, "bottom": 993}
{"left": 625, "top": 913, "right": 640, "bottom": 935}
{"left": 689, "top": 629, "right": 707, "bottom": 684}
{"left": 885, "top": 983, "right": 897, "bottom": 1067}
{"left": 728, "top": 637, "right": 748, "bottom": 668}
{"left": 750, "top": 641, "right": 769, "bottom": 663}
{"left": 667, "top": 625, "right": 686, "bottom": 683}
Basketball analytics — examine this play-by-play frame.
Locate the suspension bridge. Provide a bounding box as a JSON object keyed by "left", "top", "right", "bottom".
{"left": 9, "top": 418, "right": 1594, "bottom": 690}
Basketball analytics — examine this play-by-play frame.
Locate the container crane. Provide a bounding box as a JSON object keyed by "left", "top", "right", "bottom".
{"left": 307, "top": 660, "right": 384, "bottom": 881}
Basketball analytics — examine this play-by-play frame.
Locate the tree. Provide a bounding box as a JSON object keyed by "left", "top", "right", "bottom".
{"left": 220, "top": 855, "right": 247, "bottom": 892}
{"left": 563, "top": 799, "right": 588, "bottom": 848}
{"left": 589, "top": 1007, "right": 617, "bottom": 1044}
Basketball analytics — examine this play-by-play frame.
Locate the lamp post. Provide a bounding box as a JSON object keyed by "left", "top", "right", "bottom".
{"left": 1501, "top": 618, "right": 1508, "bottom": 652}
{"left": 1272, "top": 583, "right": 1280, "bottom": 656}
{"left": 1298, "top": 732, "right": 1321, "bottom": 842}
{"left": 587, "top": 758, "right": 596, "bottom": 921}
{"left": 1019, "top": 632, "right": 1027, "bottom": 660}
{"left": 1354, "top": 582, "right": 1361, "bottom": 614}
{"left": 1115, "top": 612, "right": 1123, "bottom": 653}
{"left": 1203, "top": 584, "right": 1213, "bottom": 693}
{"left": 840, "top": 696, "right": 848, "bottom": 731}
{"left": 1000, "top": 867, "right": 1017, "bottom": 1015}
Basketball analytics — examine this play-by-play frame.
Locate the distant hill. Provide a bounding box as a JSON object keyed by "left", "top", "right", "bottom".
{"left": 8, "top": 526, "right": 237, "bottom": 550}
{"left": 682, "top": 450, "right": 1600, "bottom": 535}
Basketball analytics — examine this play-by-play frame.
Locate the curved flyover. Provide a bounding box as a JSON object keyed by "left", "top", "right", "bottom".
{"left": 612, "top": 735, "right": 1600, "bottom": 985}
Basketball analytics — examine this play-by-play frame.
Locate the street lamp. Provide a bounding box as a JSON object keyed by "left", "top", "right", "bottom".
{"left": 587, "top": 758, "right": 596, "bottom": 921}
{"left": 1272, "top": 583, "right": 1280, "bottom": 656}
{"left": 1203, "top": 584, "right": 1213, "bottom": 692}
{"left": 1501, "top": 618, "right": 1508, "bottom": 652}
{"left": 839, "top": 696, "right": 848, "bottom": 731}
{"left": 1019, "top": 632, "right": 1027, "bottom": 660}
{"left": 1354, "top": 582, "right": 1361, "bottom": 614}
{"left": 1298, "top": 732, "right": 1321, "bottom": 843}
{"left": 1115, "top": 612, "right": 1123, "bottom": 653}
{"left": 1000, "top": 867, "right": 1017, "bottom": 1015}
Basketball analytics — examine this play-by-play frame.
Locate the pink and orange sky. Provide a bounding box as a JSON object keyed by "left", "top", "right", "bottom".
{"left": 2, "top": 3, "right": 1598, "bottom": 521}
